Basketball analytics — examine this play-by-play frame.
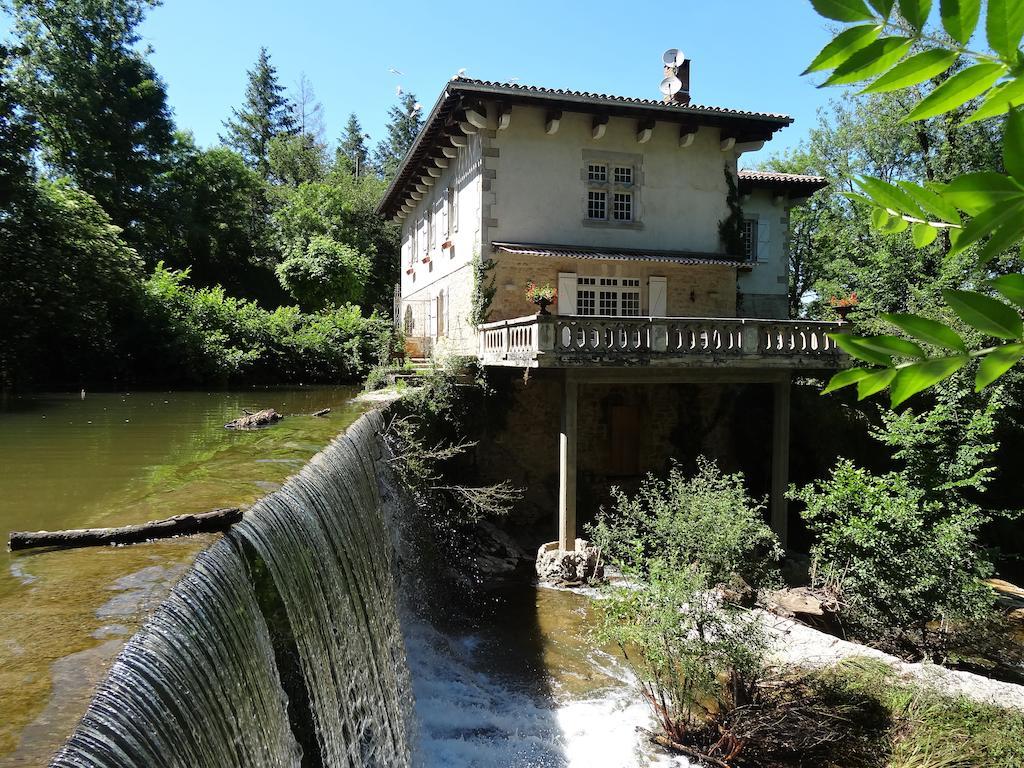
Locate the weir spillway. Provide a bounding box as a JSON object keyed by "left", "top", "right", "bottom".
{"left": 51, "top": 411, "right": 413, "bottom": 768}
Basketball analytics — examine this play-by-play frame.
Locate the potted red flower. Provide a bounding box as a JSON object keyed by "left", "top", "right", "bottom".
{"left": 525, "top": 281, "right": 558, "bottom": 315}
{"left": 829, "top": 292, "right": 858, "bottom": 322}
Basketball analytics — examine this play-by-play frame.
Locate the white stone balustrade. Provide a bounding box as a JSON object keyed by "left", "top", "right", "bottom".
{"left": 479, "top": 315, "right": 847, "bottom": 368}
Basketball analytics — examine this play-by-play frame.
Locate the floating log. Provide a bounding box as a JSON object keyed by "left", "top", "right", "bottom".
{"left": 224, "top": 409, "right": 283, "bottom": 429}
{"left": 9, "top": 508, "right": 242, "bottom": 551}
{"left": 311, "top": 408, "right": 331, "bottom": 417}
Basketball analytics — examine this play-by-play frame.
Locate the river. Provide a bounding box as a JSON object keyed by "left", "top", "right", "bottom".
{"left": 0, "top": 387, "right": 365, "bottom": 765}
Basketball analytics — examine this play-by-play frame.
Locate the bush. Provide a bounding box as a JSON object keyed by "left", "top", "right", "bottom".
{"left": 134, "top": 263, "right": 393, "bottom": 386}
{"left": 791, "top": 460, "right": 1000, "bottom": 654}
{"left": 589, "top": 457, "right": 782, "bottom": 588}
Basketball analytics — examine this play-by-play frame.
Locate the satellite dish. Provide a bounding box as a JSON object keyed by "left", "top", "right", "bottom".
{"left": 662, "top": 48, "right": 685, "bottom": 67}
{"left": 660, "top": 76, "right": 683, "bottom": 96}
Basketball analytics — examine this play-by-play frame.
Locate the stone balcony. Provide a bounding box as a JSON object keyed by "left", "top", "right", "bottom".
{"left": 479, "top": 314, "right": 847, "bottom": 369}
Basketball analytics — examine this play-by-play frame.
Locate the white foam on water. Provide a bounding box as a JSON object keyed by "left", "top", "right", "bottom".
{"left": 404, "top": 616, "right": 691, "bottom": 768}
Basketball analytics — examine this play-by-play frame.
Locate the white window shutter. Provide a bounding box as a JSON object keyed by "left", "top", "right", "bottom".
{"left": 557, "top": 272, "right": 578, "bottom": 315}
{"left": 442, "top": 189, "right": 450, "bottom": 239}
{"left": 756, "top": 219, "right": 769, "bottom": 261}
{"left": 649, "top": 276, "right": 667, "bottom": 316}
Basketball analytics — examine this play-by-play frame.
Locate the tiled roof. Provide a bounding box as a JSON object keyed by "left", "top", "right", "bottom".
{"left": 492, "top": 241, "right": 742, "bottom": 266}
{"left": 738, "top": 170, "right": 826, "bottom": 184}
{"left": 451, "top": 77, "right": 792, "bottom": 122}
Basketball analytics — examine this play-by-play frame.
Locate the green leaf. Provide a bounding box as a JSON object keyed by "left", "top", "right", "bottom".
{"left": 991, "top": 274, "right": 1024, "bottom": 309}
{"left": 805, "top": 25, "right": 884, "bottom": 74}
{"left": 904, "top": 63, "right": 1008, "bottom": 122}
{"left": 872, "top": 206, "right": 892, "bottom": 229}
{"left": 912, "top": 222, "right": 939, "bottom": 247}
{"left": 824, "top": 38, "right": 914, "bottom": 87}
{"left": 965, "top": 77, "right": 1024, "bottom": 123}
{"left": 976, "top": 343, "right": 1024, "bottom": 389}
{"left": 868, "top": 0, "right": 895, "bottom": 15}
{"left": 943, "top": 289, "right": 1024, "bottom": 338}
{"left": 842, "top": 191, "right": 878, "bottom": 208}
{"left": 859, "top": 175, "right": 926, "bottom": 216}
{"left": 977, "top": 207, "right": 1024, "bottom": 264}
{"left": 822, "top": 367, "right": 874, "bottom": 394}
{"left": 881, "top": 215, "right": 910, "bottom": 233}
{"left": 899, "top": 0, "right": 932, "bottom": 30}
{"left": 858, "top": 368, "right": 899, "bottom": 399}
{"left": 1005, "top": 107, "right": 1024, "bottom": 182}
{"left": 948, "top": 199, "right": 1024, "bottom": 257}
{"left": 942, "top": 172, "right": 1024, "bottom": 215}
{"left": 831, "top": 333, "right": 895, "bottom": 365}
{"left": 897, "top": 180, "right": 961, "bottom": 223}
{"left": 882, "top": 312, "right": 967, "bottom": 350}
{"left": 890, "top": 356, "right": 969, "bottom": 406}
{"left": 855, "top": 334, "right": 927, "bottom": 358}
{"left": 862, "top": 48, "right": 959, "bottom": 94}
{"left": 987, "top": 0, "right": 1024, "bottom": 61}
{"left": 811, "top": 0, "right": 877, "bottom": 22}
{"left": 940, "top": 0, "right": 982, "bottom": 44}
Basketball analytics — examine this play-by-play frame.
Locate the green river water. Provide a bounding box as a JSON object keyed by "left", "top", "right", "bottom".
{"left": 0, "top": 387, "right": 365, "bottom": 766}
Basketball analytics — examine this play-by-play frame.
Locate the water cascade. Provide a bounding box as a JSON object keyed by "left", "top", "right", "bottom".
{"left": 51, "top": 411, "right": 413, "bottom": 768}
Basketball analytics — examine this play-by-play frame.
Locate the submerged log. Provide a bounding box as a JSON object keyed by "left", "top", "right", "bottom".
{"left": 224, "top": 409, "right": 283, "bottom": 429}
{"left": 311, "top": 408, "right": 331, "bottom": 417}
{"left": 9, "top": 507, "right": 242, "bottom": 551}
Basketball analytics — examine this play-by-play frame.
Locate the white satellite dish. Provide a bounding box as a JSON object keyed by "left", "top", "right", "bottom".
{"left": 660, "top": 76, "right": 683, "bottom": 96}
{"left": 662, "top": 48, "right": 685, "bottom": 67}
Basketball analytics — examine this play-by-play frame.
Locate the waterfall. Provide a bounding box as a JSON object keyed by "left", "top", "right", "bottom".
{"left": 52, "top": 411, "right": 413, "bottom": 768}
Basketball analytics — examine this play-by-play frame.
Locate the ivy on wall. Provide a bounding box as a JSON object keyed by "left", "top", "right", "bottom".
{"left": 719, "top": 166, "right": 746, "bottom": 258}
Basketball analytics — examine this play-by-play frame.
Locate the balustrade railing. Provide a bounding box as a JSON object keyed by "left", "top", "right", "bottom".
{"left": 479, "top": 315, "right": 845, "bottom": 366}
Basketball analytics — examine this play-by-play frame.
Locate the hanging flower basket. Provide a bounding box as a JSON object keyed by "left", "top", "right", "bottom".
{"left": 525, "top": 281, "right": 558, "bottom": 315}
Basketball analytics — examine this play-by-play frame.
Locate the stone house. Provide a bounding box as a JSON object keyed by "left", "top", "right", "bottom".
{"left": 377, "top": 62, "right": 843, "bottom": 554}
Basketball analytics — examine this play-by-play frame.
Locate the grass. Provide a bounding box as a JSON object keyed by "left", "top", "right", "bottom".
{"left": 812, "top": 657, "right": 1024, "bottom": 768}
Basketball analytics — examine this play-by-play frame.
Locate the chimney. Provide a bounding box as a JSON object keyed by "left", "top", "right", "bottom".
{"left": 661, "top": 51, "right": 691, "bottom": 105}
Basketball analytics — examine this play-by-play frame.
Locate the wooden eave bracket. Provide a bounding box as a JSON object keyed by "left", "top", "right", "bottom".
{"left": 592, "top": 114, "right": 609, "bottom": 140}
{"left": 545, "top": 110, "right": 562, "bottom": 135}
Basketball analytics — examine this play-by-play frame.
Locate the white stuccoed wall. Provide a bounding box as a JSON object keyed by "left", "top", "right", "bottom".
{"left": 489, "top": 105, "right": 735, "bottom": 253}
{"left": 737, "top": 188, "right": 791, "bottom": 319}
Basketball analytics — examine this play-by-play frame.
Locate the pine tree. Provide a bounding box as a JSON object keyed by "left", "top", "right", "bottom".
{"left": 221, "top": 47, "right": 296, "bottom": 179}
{"left": 373, "top": 93, "right": 423, "bottom": 179}
{"left": 8, "top": 0, "right": 174, "bottom": 248}
{"left": 336, "top": 112, "right": 370, "bottom": 177}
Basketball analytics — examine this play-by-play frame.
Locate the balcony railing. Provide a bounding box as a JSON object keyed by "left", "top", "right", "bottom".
{"left": 479, "top": 315, "right": 847, "bottom": 369}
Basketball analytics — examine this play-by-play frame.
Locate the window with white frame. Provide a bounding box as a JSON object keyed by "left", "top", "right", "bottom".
{"left": 742, "top": 218, "right": 757, "bottom": 261}
{"left": 447, "top": 186, "right": 456, "bottom": 238}
{"left": 583, "top": 153, "right": 640, "bottom": 226}
{"left": 577, "top": 276, "right": 643, "bottom": 316}
{"left": 577, "top": 277, "right": 596, "bottom": 315}
{"left": 612, "top": 192, "right": 633, "bottom": 221}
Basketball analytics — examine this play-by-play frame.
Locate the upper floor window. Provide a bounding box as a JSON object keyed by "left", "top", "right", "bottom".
{"left": 583, "top": 152, "right": 641, "bottom": 227}
{"left": 742, "top": 218, "right": 758, "bottom": 261}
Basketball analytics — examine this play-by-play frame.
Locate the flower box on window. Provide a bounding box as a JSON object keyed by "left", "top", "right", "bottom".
{"left": 421, "top": 255, "right": 431, "bottom": 264}
{"left": 441, "top": 240, "right": 453, "bottom": 250}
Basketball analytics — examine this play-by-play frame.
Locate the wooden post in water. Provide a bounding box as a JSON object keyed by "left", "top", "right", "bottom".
{"left": 558, "top": 375, "right": 578, "bottom": 551}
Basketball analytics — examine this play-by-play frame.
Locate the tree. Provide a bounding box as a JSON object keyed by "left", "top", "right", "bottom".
{"left": 336, "top": 112, "right": 370, "bottom": 177}
{"left": 373, "top": 92, "right": 423, "bottom": 179}
{"left": 268, "top": 132, "right": 328, "bottom": 187}
{"left": 275, "top": 234, "right": 370, "bottom": 310}
{"left": 7, "top": 0, "right": 174, "bottom": 249}
{"left": 290, "top": 73, "right": 325, "bottom": 141}
{"left": 221, "top": 47, "right": 296, "bottom": 179}
{"left": 0, "top": 43, "right": 36, "bottom": 213}
{"left": 804, "top": 0, "right": 1024, "bottom": 405}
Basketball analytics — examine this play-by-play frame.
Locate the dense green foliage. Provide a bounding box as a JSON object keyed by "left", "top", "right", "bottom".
{"left": 1, "top": 1, "right": 416, "bottom": 389}
{"left": 590, "top": 458, "right": 782, "bottom": 588}
{"left": 802, "top": 0, "right": 1024, "bottom": 404}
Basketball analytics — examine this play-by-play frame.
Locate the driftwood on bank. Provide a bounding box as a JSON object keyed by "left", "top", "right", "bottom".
{"left": 311, "top": 408, "right": 331, "bottom": 417}
{"left": 8, "top": 507, "right": 242, "bottom": 551}
{"left": 224, "top": 409, "right": 283, "bottom": 429}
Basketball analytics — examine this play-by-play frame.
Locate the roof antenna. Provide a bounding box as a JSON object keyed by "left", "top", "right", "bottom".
{"left": 660, "top": 49, "right": 691, "bottom": 105}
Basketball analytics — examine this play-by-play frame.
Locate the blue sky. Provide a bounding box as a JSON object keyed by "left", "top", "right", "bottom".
{"left": 4, "top": 1, "right": 845, "bottom": 165}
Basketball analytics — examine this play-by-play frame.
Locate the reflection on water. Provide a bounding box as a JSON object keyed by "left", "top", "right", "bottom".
{"left": 0, "top": 386, "right": 363, "bottom": 764}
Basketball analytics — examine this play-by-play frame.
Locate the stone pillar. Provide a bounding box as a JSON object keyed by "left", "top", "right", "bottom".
{"left": 771, "top": 374, "right": 791, "bottom": 550}
{"left": 559, "top": 376, "right": 578, "bottom": 551}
